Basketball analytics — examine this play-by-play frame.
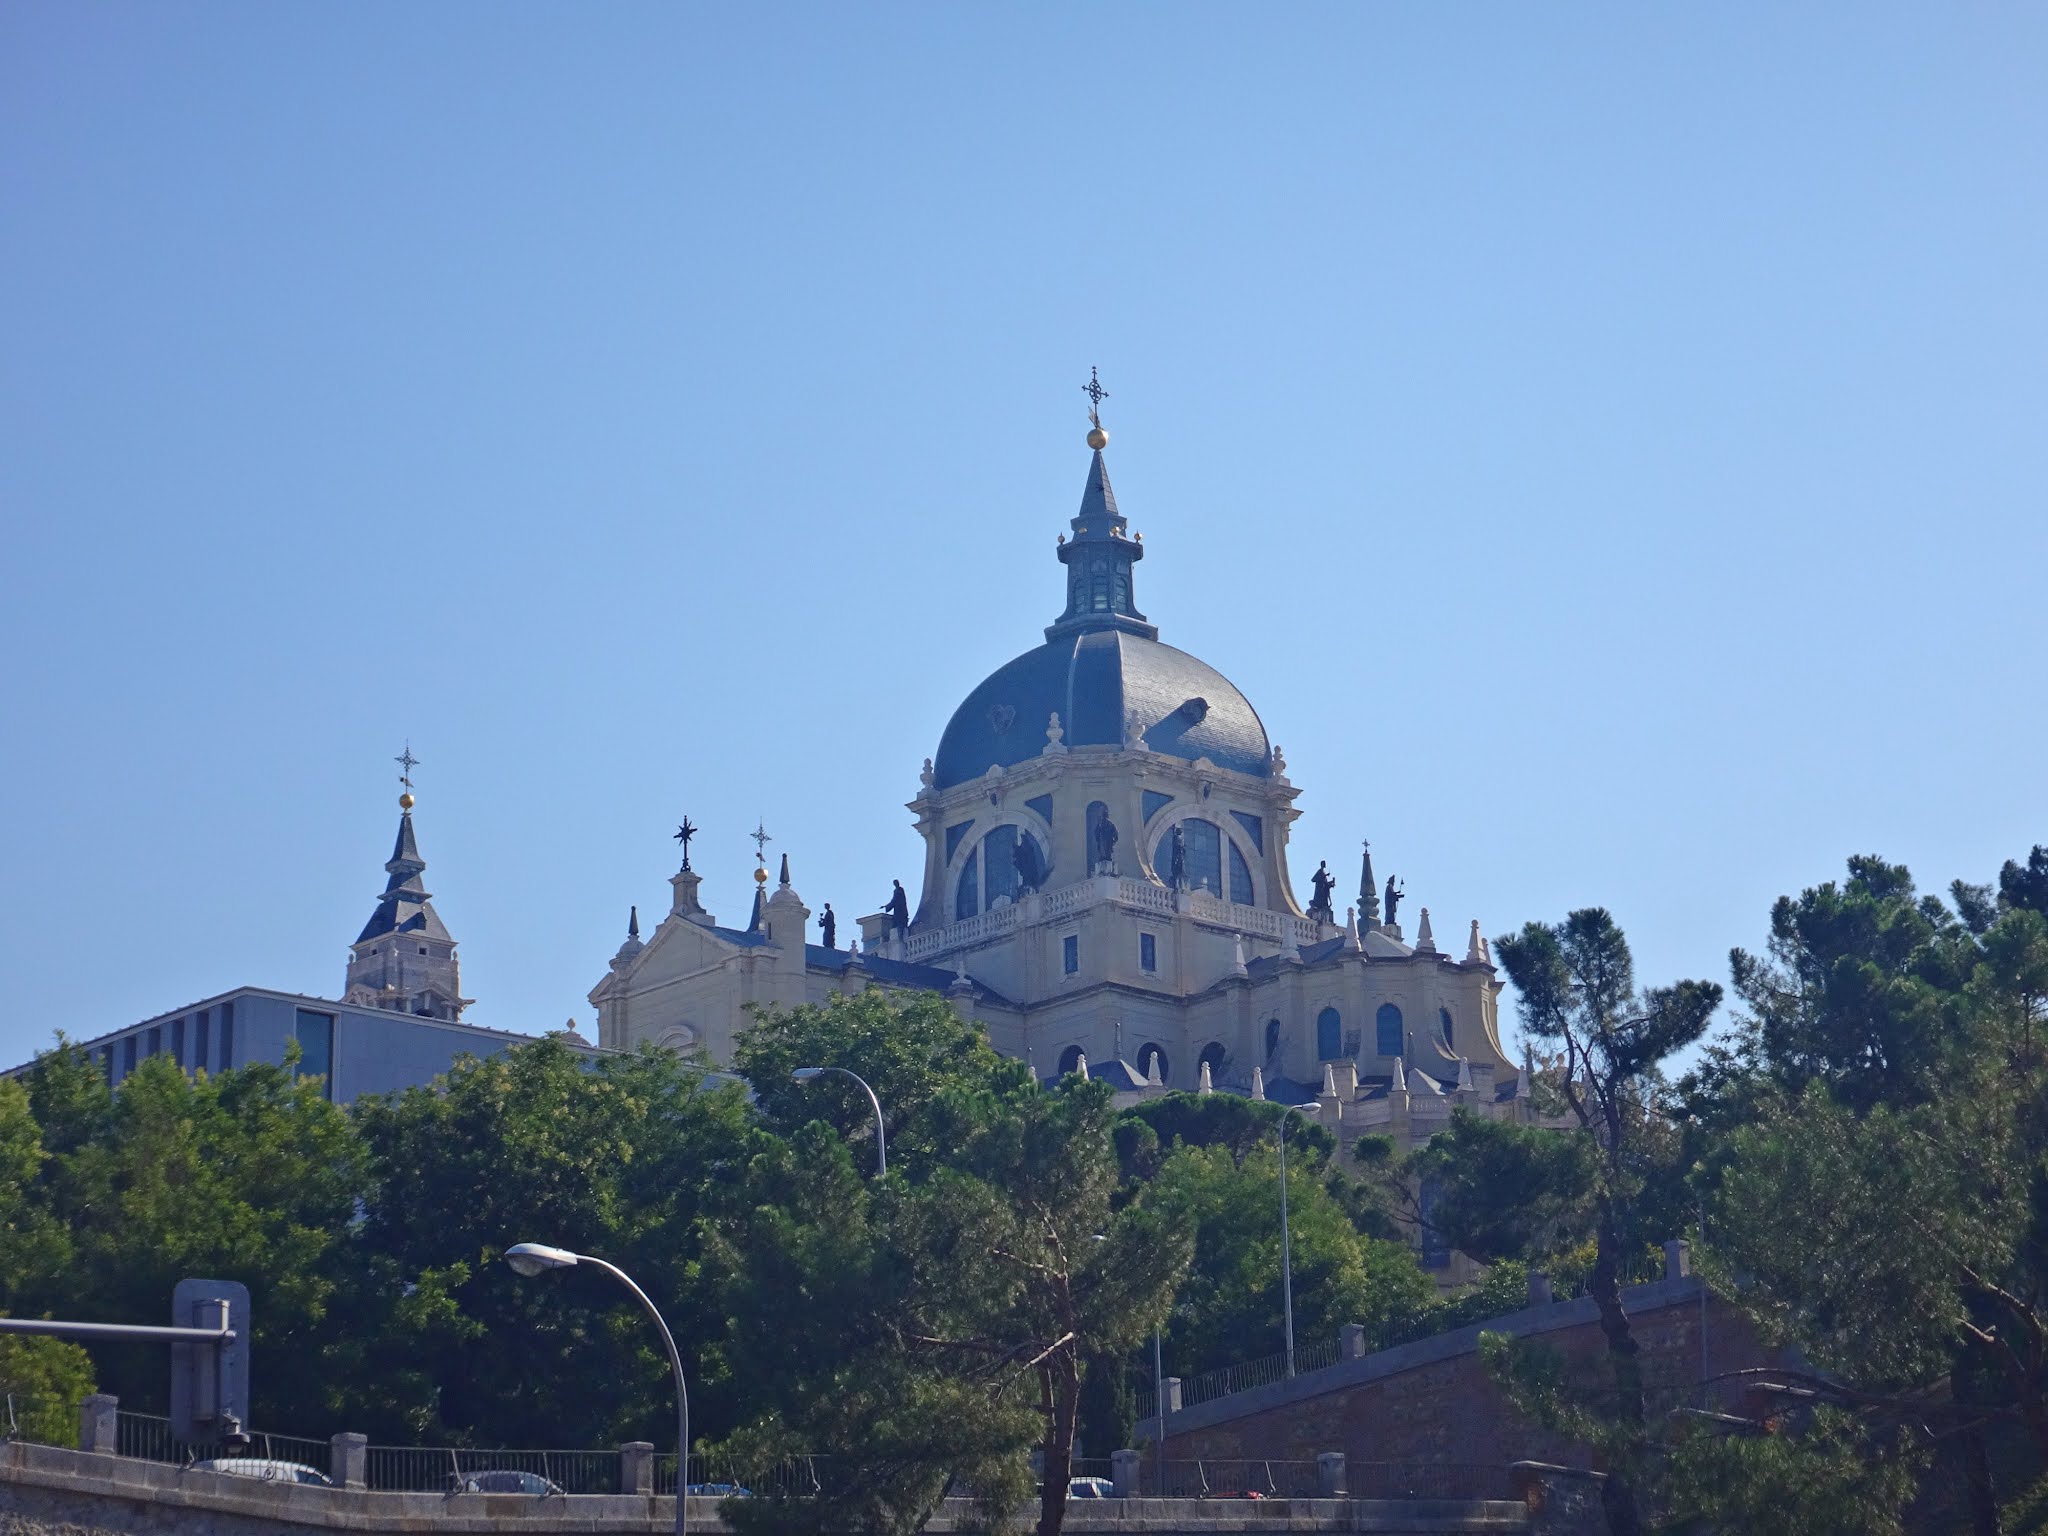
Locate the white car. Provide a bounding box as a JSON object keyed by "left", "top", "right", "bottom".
{"left": 1067, "top": 1476, "right": 1116, "bottom": 1499}
{"left": 192, "top": 1457, "right": 333, "bottom": 1487}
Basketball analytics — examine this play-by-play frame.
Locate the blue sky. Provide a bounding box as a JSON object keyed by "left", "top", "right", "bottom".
{"left": 3, "top": 4, "right": 2043, "bottom": 1069}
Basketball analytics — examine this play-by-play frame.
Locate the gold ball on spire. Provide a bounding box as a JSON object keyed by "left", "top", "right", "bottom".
{"left": 755, "top": 865, "right": 769, "bottom": 885}
{"left": 1087, "top": 426, "right": 1109, "bottom": 451}
{"left": 399, "top": 792, "right": 416, "bottom": 810}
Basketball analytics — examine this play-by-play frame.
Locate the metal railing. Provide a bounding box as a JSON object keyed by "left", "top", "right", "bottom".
{"left": 653, "top": 1452, "right": 826, "bottom": 1497}
{"left": 1149, "top": 1458, "right": 1322, "bottom": 1498}
{"left": 115, "top": 1410, "right": 328, "bottom": 1472}
{"left": 363, "top": 1445, "right": 622, "bottom": 1493}
{"left": 1, "top": 1394, "right": 77, "bottom": 1448}
{"left": 1347, "top": 1462, "right": 1517, "bottom": 1501}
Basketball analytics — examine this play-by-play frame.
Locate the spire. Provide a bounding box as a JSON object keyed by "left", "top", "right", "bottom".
{"left": 1250, "top": 1065, "right": 1266, "bottom": 1101}
{"left": 1145, "top": 1051, "right": 1164, "bottom": 1088}
{"left": 628, "top": 905, "right": 640, "bottom": 941}
{"left": 345, "top": 776, "right": 466, "bottom": 1021}
{"left": 1322, "top": 1061, "right": 1338, "bottom": 1097}
{"left": 1075, "top": 1051, "right": 1090, "bottom": 1081}
{"left": 778, "top": 852, "right": 791, "bottom": 888}
{"left": 1466, "top": 919, "right": 1488, "bottom": 965}
{"left": 746, "top": 881, "right": 766, "bottom": 933}
{"left": 1456, "top": 1057, "right": 1475, "bottom": 1094}
{"left": 611, "top": 904, "right": 644, "bottom": 971}
{"left": 1046, "top": 372, "right": 1156, "bottom": 642}
{"left": 1345, "top": 906, "right": 1363, "bottom": 952}
{"left": 1232, "top": 932, "right": 1249, "bottom": 977}
{"left": 1416, "top": 908, "right": 1437, "bottom": 953}
{"left": 1198, "top": 1059, "right": 1214, "bottom": 1095}
{"left": 1359, "top": 840, "right": 1381, "bottom": 925}
{"left": 1391, "top": 1056, "right": 1408, "bottom": 1096}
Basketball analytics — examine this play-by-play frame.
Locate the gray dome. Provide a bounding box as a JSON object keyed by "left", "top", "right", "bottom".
{"left": 933, "top": 629, "right": 1271, "bottom": 791}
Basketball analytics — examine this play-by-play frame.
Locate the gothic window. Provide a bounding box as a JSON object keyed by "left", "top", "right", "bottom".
{"left": 1265, "top": 1018, "right": 1282, "bottom": 1060}
{"left": 1376, "top": 1003, "right": 1404, "bottom": 1058}
{"left": 1199, "top": 1041, "right": 1228, "bottom": 1082}
{"left": 955, "top": 851, "right": 980, "bottom": 921}
{"left": 1140, "top": 932, "right": 1157, "bottom": 972}
{"left": 1057, "top": 1043, "right": 1084, "bottom": 1077}
{"left": 1440, "top": 1007, "right": 1455, "bottom": 1051}
{"left": 1063, "top": 935, "right": 1079, "bottom": 974}
{"left": 1136, "top": 1042, "right": 1169, "bottom": 1084}
{"left": 1229, "top": 841, "right": 1254, "bottom": 905}
{"left": 1316, "top": 1007, "right": 1342, "bottom": 1061}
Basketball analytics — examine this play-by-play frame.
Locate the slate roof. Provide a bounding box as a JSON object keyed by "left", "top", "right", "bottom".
{"left": 354, "top": 810, "right": 454, "bottom": 944}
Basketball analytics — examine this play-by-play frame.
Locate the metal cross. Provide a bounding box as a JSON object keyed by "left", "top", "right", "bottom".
{"left": 751, "top": 819, "right": 773, "bottom": 869}
{"left": 395, "top": 743, "right": 420, "bottom": 790}
{"left": 674, "top": 817, "right": 697, "bottom": 871}
{"left": 1082, "top": 366, "right": 1108, "bottom": 428}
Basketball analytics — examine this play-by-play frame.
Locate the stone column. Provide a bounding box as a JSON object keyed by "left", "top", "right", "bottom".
{"left": 1160, "top": 1377, "right": 1182, "bottom": 1415}
{"left": 1527, "top": 1272, "right": 1554, "bottom": 1306}
{"left": 620, "top": 1441, "right": 654, "bottom": 1495}
{"left": 1316, "top": 1452, "right": 1346, "bottom": 1497}
{"left": 1339, "top": 1323, "right": 1367, "bottom": 1360}
{"left": 79, "top": 1395, "right": 117, "bottom": 1454}
{"left": 1110, "top": 1449, "right": 1141, "bottom": 1499}
{"left": 329, "top": 1432, "right": 367, "bottom": 1490}
{"left": 1664, "top": 1238, "right": 1692, "bottom": 1279}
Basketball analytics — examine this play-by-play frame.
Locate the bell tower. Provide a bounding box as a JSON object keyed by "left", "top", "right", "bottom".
{"left": 343, "top": 747, "right": 469, "bottom": 1020}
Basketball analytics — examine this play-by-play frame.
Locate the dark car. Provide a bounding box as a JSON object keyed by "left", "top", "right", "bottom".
{"left": 451, "top": 1470, "right": 563, "bottom": 1496}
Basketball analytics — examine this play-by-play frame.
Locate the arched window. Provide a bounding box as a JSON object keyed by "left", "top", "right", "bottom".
{"left": 1228, "top": 842, "right": 1254, "bottom": 905}
{"left": 1439, "top": 1007, "right": 1455, "bottom": 1051}
{"left": 1056, "top": 1044, "right": 1084, "bottom": 1077}
{"left": 1264, "top": 1019, "right": 1282, "bottom": 1060}
{"left": 1199, "top": 1041, "right": 1228, "bottom": 1082}
{"left": 1136, "top": 1042, "right": 1169, "bottom": 1085}
{"left": 1376, "top": 1003, "right": 1404, "bottom": 1058}
{"left": 1316, "top": 1007, "right": 1342, "bottom": 1061}
{"left": 955, "top": 851, "right": 980, "bottom": 921}
{"left": 957, "top": 828, "right": 1047, "bottom": 920}
{"left": 1157, "top": 817, "right": 1232, "bottom": 892}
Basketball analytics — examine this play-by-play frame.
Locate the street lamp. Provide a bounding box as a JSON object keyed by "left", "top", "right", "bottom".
{"left": 1272, "top": 1101, "right": 1324, "bottom": 1378}
{"left": 504, "top": 1244, "right": 690, "bottom": 1536}
{"left": 792, "top": 1066, "right": 887, "bottom": 1176}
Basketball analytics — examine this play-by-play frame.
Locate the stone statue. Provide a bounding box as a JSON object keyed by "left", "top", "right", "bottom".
{"left": 884, "top": 879, "right": 909, "bottom": 931}
{"left": 1308, "top": 860, "right": 1336, "bottom": 923}
{"left": 819, "top": 902, "right": 836, "bottom": 949}
{"left": 1168, "top": 823, "right": 1188, "bottom": 888}
{"left": 1092, "top": 812, "right": 1119, "bottom": 872}
{"left": 1013, "top": 834, "right": 1045, "bottom": 893}
{"left": 1384, "top": 874, "right": 1405, "bottom": 926}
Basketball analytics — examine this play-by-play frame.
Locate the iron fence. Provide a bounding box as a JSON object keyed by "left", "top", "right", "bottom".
{"left": 1148, "top": 1458, "right": 1321, "bottom": 1498}
{"left": 653, "top": 1451, "right": 827, "bottom": 1498}
{"left": 1, "top": 1394, "right": 76, "bottom": 1448}
{"left": 364, "top": 1444, "right": 623, "bottom": 1493}
{"left": 114, "top": 1410, "right": 327, "bottom": 1473}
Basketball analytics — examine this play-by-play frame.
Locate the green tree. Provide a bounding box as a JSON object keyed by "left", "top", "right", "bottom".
{"left": 11, "top": 1049, "right": 365, "bottom": 1430}
{"left": 1404, "top": 1109, "right": 1599, "bottom": 1268}
{"left": 1491, "top": 908, "right": 1721, "bottom": 1536}
{"left": 0, "top": 1333, "right": 96, "bottom": 1447}
{"left": 340, "top": 1037, "right": 756, "bottom": 1446}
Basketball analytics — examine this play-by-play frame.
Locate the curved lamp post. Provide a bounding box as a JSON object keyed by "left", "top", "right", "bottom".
{"left": 505, "top": 1244, "right": 689, "bottom": 1536}
{"left": 1273, "top": 1101, "right": 1324, "bottom": 1378}
{"left": 792, "top": 1066, "right": 887, "bottom": 1176}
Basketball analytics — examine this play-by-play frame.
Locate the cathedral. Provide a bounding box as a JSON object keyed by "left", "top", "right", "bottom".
{"left": 587, "top": 398, "right": 1531, "bottom": 1155}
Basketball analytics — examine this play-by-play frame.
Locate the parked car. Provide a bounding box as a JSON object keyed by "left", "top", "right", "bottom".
{"left": 451, "top": 1470, "right": 564, "bottom": 1496}
{"left": 191, "top": 1458, "right": 333, "bottom": 1487}
{"left": 684, "top": 1482, "right": 752, "bottom": 1497}
{"left": 1067, "top": 1477, "right": 1116, "bottom": 1499}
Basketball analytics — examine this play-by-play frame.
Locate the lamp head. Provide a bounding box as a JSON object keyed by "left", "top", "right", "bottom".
{"left": 505, "top": 1242, "right": 579, "bottom": 1277}
{"left": 791, "top": 1067, "right": 825, "bottom": 1082}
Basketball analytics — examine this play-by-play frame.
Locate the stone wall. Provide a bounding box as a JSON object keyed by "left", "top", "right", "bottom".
{"left": 0, "top": 1440, "right": 1530, "bottom": 1536}
{"left": 1150, "top": 1276, "right": 1784, "bottom": 1470}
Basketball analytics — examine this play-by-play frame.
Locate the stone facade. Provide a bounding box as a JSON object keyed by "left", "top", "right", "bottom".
{"left": 590, "top": 425, "right": 1546, "bottom": 1162}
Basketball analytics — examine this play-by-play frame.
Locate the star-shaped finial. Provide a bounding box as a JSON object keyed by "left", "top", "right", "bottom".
{"left": 395, "top": 743, "right": 420, "bottom": 790}
{"left": 674, "top": 816, "right": 697, "bottom": 871}
{"left": 1082, "top": 366, "right": 1109, "bottom": 428}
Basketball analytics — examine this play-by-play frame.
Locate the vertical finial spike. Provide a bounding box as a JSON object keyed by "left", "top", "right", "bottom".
{"left": 1251, "top": 1066, "right": 1267, "bottom": 1101}
{"left": 778, "top": 852, "right": 791, "bottom": 888}
{"left": 628, "top": 905, "right": 640, "bottom": 940}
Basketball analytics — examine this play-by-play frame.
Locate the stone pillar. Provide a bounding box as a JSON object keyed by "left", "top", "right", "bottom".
{"left": 1316, "top": 1452, "right": 1346, "bottom": 1497}
{"left": 1339, "top": 1323, "right": 1367, "bottom": 1360}
{"left": 79, "top": 1395, "right": 117, "bottom": 1454}
{"left": 329, "top": 1432, "right": 367, "bottom": 1490}
{"left": 1110, "top": 1449, "right": 1141, "bottom": 1499}
{"left": 1160, "top": 1377, "right": 1183, "bottom": 1415}
{"left": 1664, "top": 1238, "right": 1692, "bottom": 1280}
{"left": 620, "top": 1441, "right": 654, "bottom": 1495}
{"left": 1527, "top": 1272, "right": 1554, "bottom": 1306}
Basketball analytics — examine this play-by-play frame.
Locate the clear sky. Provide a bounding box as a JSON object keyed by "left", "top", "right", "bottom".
{"left": 3, "top": 3, "right": 2043, "bottom": 1070}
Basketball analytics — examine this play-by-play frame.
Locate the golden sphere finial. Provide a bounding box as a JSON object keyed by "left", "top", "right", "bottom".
{"left": 754, "top": 865, "right": 769, "bottom": 885}
{"left": 1087, "top": 426, "right": 1108, "bottom": 451}
{"left": 399, "top": 791, "right": 416, "bottom": 811}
